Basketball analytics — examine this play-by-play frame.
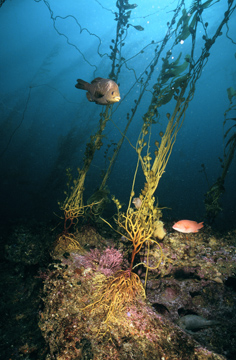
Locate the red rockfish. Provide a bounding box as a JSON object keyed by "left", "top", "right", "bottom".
{"left": 172, "top": 220, "right": 204, "bottom": 233}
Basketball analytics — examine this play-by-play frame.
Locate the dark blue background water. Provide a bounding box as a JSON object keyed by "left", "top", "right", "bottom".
{"left": 0, "top": 0, "right": 235, "bottom": 230}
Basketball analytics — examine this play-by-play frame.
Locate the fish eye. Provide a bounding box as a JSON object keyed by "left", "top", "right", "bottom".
{"left": 111, "top": 91, "right": 114, "bottom": 95}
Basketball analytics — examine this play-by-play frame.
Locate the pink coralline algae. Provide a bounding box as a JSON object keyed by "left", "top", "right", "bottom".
{"left": 62, "top": 247, "right": 123, "bottom": 277}
{"left": 98, "top": 247, "right": 123, "bottom": 276}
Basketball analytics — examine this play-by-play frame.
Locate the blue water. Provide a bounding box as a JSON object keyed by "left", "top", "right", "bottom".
{"left": 0, "top": 0, "right": 235, "bottom": 230}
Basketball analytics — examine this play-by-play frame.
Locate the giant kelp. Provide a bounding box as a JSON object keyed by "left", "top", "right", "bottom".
{"left": 55, "top": 0, "right": 235, "bottom": 228}
{"left": 204, "top": 85, "right": 236, "bottom": 223}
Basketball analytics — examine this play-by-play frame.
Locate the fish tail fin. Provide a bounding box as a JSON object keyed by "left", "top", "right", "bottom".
{"left": 75, "top": 79, "right": 88, "bottom": 90}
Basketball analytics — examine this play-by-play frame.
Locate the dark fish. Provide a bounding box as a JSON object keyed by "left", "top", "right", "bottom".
{"left": 75, "top": 77, "right": 121, "bottom": 105}
{"left": 177, "top": 315, "right": 220, "bottom": 332}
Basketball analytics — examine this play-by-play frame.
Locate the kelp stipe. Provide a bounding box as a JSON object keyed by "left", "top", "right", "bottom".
{"left": 204, "top": 86, "right": 236, "bottom": 223}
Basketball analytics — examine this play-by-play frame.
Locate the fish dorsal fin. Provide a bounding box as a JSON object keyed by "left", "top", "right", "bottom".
{"left": 91, "top": 77, "right": 103, "bottom": 84}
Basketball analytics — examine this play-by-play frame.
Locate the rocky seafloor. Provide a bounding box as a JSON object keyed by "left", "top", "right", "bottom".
{"left": 0, "top": 220, "right": 236, "bottom": 359}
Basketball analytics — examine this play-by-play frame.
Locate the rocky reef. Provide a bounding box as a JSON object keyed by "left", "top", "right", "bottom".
{"left": 1, "top": 222, "right": 236, "bottom": 359}
{"left": 37, "top": 224, "right": 236, "bottom": 359}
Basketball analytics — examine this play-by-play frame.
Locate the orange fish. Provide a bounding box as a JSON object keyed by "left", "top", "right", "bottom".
{"left": 172, "top": 220, "right": 204, "bottom": 233}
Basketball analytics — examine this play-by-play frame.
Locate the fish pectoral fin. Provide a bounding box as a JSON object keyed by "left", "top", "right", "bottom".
{"left": 184, "top": 225, "right": 190, "bottom": 230}
{"left": 86, "top": 92, "right": 93, "bottom": 102}
{"left": 94, "top": 91, "right": 104, "bottom": 99}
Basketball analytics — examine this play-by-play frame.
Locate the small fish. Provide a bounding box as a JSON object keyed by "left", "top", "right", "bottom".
{"left": 75, "top": 77, "right": 121, "bottom": 105}
{"left": 172, "top": 220, "right": 204, "bottom": 233}
{"left": 177, "top": 314, "right": 220, "bottom": 332}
